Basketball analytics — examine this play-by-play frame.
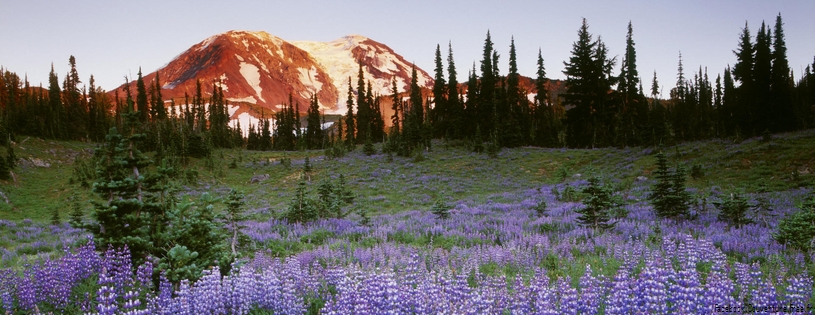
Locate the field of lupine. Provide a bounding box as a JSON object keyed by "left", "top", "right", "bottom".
{"left": 0, "top": 130, "right": 814, "bottom": 314}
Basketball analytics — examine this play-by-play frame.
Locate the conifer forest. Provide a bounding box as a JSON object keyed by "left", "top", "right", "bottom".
{"left": 1, "top": 15, "right": 815, "bottom": 314}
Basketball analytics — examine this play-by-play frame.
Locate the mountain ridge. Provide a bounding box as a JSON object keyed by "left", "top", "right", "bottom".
{"left": 112, "top": 30, "right": 434, "bottom": 115}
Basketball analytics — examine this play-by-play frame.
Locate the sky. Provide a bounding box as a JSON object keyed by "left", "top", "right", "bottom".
{"left": 2, "top": 0, "right": 814, "bottom": 99}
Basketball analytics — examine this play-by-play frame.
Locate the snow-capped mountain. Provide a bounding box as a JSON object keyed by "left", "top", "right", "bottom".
{"left": 113, "top": 30, "right": 433, "bottom": 115}
{"left": 292, "top": 35, "right": 433, "bottom": 113}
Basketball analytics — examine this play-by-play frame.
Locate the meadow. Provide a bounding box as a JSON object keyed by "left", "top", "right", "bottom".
{"left": 0, "top": 130, "right": 814, "bottom": 314}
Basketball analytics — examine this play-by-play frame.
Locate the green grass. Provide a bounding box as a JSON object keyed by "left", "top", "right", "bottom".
{"left": 2, "top": 130, "right": 814, "bottom": 223}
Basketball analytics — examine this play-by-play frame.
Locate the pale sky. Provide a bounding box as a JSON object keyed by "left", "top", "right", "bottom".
{"left": 2, "top": 0, "right": 813, "bottom": 98}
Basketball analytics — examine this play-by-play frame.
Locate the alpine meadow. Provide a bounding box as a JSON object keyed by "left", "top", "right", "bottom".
{"left": 2, "top": 12, "right": 815, "bottom": 315}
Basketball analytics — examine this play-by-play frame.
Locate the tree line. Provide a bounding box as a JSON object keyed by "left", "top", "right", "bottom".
{"left": 2, "top": 14, "right": 815, "bottom": 159}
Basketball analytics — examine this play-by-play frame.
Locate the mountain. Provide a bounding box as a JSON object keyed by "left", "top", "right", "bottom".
{"left": 112, "top": 30, "right": 433, "bottom": 114}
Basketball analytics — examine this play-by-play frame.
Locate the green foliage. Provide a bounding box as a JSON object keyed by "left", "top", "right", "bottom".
{"left": 357, "top": 206, "right": 371, "bottom": 227}
{"left": 0, "top": 152, "right": 8, "bottom": 181}
{"left": 556, "top": 166, "right": 570, "bottom": 182}
{"left": 316, "top": 175, "right": 354, "bottom": 219}
{"left": 773, "top": 195, "right": 815, "bottom": 253}
{"left": 431, "top": 199, "right": 452, "bottom": 220}
{"left": 280, "top": 156, "right": 292, "bottom": 168}
{"left": 534, "top": 200, "right": 548, "bottom": 217}
{"left": 714, "top": 192, "right": 754, "bottom": 228}
{"left": 89, "top": 125, "right": 156, "bottom": 263}
{"left": 575, "top": 175, "right": 619, "bottom": 231}
{"left": 158, "top": 245, "right": 200, "bottom": 284}
{"left": 556, "top": 184, "right": 579, "bottom": 202}
{"left": 161, "top": 193, "right": 230, "bottom": 281}
{"left": 71, "top": 155, "right": 96, "bottom": 188}
{"left": 363, "top": 133, "right": 376, "bottom": 156}
{"left": 324, "top": 142, "right": 347, "bottom": 160}
{"left": 49, "top": 207, "right": 60, "bottom": 225}
{"left": 225, "top": 189, "right": 247, "bottom": 256}
{"left": 690, "top": 164, "right": 704, "bottom": 180}
{"left": 68, "top": 194, "right": 85, "bottom": 228}
{"left": 284, "top": 178, "right": 319, "bottom": 223}
{"left": 649, "top": 151, "right": 691, "bottom": 221}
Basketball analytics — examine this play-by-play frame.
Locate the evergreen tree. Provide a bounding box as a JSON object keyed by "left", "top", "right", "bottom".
{"left": 305, "top": 95, "right": 323, "bottom": 149}
{"left": 770, "top": 13, "right": 794, "bottom": 131}
{"left": 562, "top": 19, "right": 617, "bottom": 148}
{"left": 503, "top": 36, "right": 527, "bottom": 147}
{"left": 0, "top": 151, "right": 8, "bottom": 180}
{"left": 714, "top": 192, "right": 753, "bottom": 228}
{"left": 355, "top": 65, "right": 369, "bottom": 144}
{"left": 733, "top": 23, "right": 756, "bottom": 136}
{"left": 618, "top": 21, "right": 646, "bottom": 146}
{"left": 50, "top": 207, "right": 60, "bottom": 225}
{"left": 136, "top": 68, "right": 149, "bottom": 123}
{"left": 345, "top": 78, "right": 356, "bottom": 147}
{"left": 89, "top": 116, "right": 157, "bottom": 264}
{"left": 63, "top": 56, "right": 86, "bottom": 139}
{"left": 431, "top": 44, "right": 448, "bottom": 138}
{"left": 151, "top": 71, "right": 166, "bottom": 121}
{"left": 774, "top": 195, "right": 815, "bottom": 252}
{"left": 446, "top": 42, "right": 462, "bottom": 139}
{"left": 431, "top": 198, "right": 452, "bottom": 220}
{"left": 575, "top": 175, "right": 618, "bottom": 231}
{"left": 533, "top": 49, "right": 556, "bottom": 147}
{"left": 478, "top": 31, "right": 496, "bottom": 134}
{"left": 649, "top": 151, "right": 691, "bottom": 221}
{"left": 224, "top": 189, "right": 247, "bottom": 256}
{"left": 285, "top": 178, "right": 318, "bottom": 223}
{"left": 47, "top": 65, "right": 63, "bottom": 139}
{"left": 753, "top": 22, "right": 773, "bottom": 133}
{"left": 68, "top": 193, "right": 84, "bottom": 228}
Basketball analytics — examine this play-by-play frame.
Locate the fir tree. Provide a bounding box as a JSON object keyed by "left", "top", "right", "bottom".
{"left": 714, "top": 192, "right": 753, "bottom": 228}
{"left": 649, "top": 151, "right": 691, "bottom": 221}
{"left": 305, "top": 95, "right": 323, "bottom": 149}
{"left": 753, "top": 22, "right": 773, "bottom": 133}
{"left": 357, "top": 207, "right": 371, "bottom": 227}
{"left": 733, "top": 23, "right": 756, "bottom": 135}
{"left": 68, "top": 193, "right": 84, "bottom": 228}
{"left": 285, "top": 178, "right": 318, "bottom": 223}
{"left": 431, "top": 44, "right": 447, "bottom": 138}
{"left": 356, "top": 65, "right": 369, "bottom": 144}
{"left": 774, "top": 195, "right": 815, "bottom": 252}
{"left": 575, "top": 175, "right": 618, "bottom": 232}
{"left": 50, "top": 207, "right": 60, "bottom": 225}
{"left": 89, "top": 120, "right": 156, "bottom": 263}
{"left": 136, "top": 68, "right": 149, "bottom": 122}
{"left": 345, "top": 78, "right": 356, "bottom": 147}
{"left": 0, "top": 149, "right": 8, "bottom": 181}
{"left": 431, "top": 198, "right": 452, "bottom": 220}
{"left": 446, "top": 42, "right": 461, "bottom": 139}
{"left": 562, "top": 19, "right": 616, "bottom": 148}
{"left": 363, "top": 131, "right": 375, "bottom": 156}
{"left": 224, "top": 189, "right": 247, "bottom": 256}
{"left": 770, "top": 13, "right": 794, "bottom": 131}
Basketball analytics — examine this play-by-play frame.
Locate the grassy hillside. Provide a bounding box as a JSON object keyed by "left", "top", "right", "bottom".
{"left": 1, "top": 129, "right": 813, "bottom": 222}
